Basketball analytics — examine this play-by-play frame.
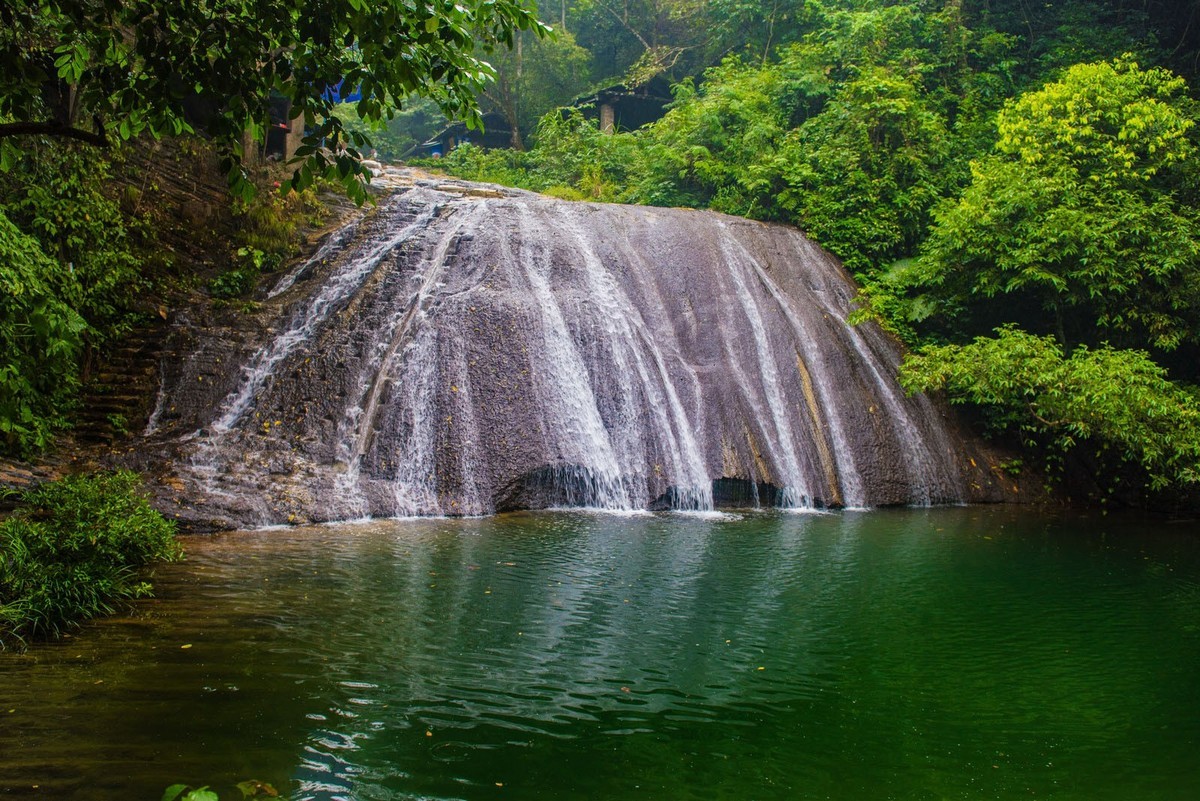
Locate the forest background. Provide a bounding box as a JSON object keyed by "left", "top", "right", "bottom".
{"left": 3, "top": 0, "right": 1200, "bottom": 504}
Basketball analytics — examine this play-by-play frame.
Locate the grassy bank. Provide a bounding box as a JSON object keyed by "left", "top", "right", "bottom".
{"left": 0, "top": 470, "right": 180, "bottom": 649}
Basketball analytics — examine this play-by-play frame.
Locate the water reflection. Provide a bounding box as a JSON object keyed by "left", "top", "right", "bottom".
{"left": 1, "top": 508, "right": 1198, "bottom": 800}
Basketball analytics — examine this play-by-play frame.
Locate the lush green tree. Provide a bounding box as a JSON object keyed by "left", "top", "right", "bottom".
{"left": 571, "top": 0, "right": 719, "bottom": 84}
{"left": 900, "top": 326, "right": 1200, "bottom": 490}
{"left": 0, "top": 0, "right": 545, "bottom": 200}
{"left": 964, "top": 0, "right": 1192, "bottom": 83}
{"left": 708, "top": 0, "right": 809, "bottom": 64}
{"left": 2, "top": 147, "right": 150, "bottom": 336}
{"left": 481, "top": 28, "right": 593, "bottom": 149}
{"left": 777, "top": 65, "right": 951, "bottom": 276}
{"left": 913, "top": 57, "right": 1200, "bottom": 351}
{"left": 631, "top": 54, "right": 813, "bottom": 212}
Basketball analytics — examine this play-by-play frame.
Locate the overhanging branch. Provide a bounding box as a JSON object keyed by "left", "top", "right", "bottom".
{"left": 0, "top": 121, "right": 110, "bottom": 147}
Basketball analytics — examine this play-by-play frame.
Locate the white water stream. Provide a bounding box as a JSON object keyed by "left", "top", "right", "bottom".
{"left": 149, "top": 187, "right": 974, "bottom": 527}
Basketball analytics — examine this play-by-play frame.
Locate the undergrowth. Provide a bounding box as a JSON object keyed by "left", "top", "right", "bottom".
{"left": 0, "top": 470, "right": 181, "bottom": 650}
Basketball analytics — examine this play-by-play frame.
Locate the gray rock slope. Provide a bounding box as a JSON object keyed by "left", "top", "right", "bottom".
{"left": 134, "top": 181, "right": 1009, "bottom": 529}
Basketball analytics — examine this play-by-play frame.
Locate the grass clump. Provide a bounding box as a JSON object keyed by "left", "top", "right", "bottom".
{"left": 0, "top": 470, "right": 181, "bottom": 649}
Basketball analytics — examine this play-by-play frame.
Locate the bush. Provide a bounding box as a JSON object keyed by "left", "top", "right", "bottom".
{"left": 0, "top": 208, "right": 86, "bottom": 455}
{"left": 423, "top": 111, "right": 643, "bottom": 203}
{"left": 424, "top": 141, "right": 536, "bottom": 188}
{"left": 0, "top": 471, "right": 181, "bottom": 649}
{"left": 900, "top": 326, "right": 1200, "bottom": 490}
{"left": 0, "top": 144, "right": 159, "bottom": 456}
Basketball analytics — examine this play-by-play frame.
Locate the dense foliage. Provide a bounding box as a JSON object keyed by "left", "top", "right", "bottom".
{"left": 0, "top": 470, "right": 180, "bottom": 649}
{"left": 910, "top": 58, "right": 1200, "bottom": 352}
{"left": 0, "top": 146, "right": 151, "bottom": 455}
{"left": 901, "top": 327, "right": 1200, "bottom": 491}
{"left": 0, "top": 0, "right": 545, "bottom": 200}
{"left": 0, "top": 207, "right": 84, "bottom": 454}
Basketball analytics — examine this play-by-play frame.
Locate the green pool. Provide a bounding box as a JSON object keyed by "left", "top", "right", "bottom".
{"left": 2, "top": 507, "right": 1198, "bottom": 799}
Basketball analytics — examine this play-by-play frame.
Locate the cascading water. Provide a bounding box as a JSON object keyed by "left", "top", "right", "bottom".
{"left": 138, "top": 176, "right": 1003, "bottom": 530}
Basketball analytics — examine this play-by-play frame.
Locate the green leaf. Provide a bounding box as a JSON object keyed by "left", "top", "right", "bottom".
{"left": 186, "top": 789, "right": 220, "bottom": 801}
{"left": 161, "top": 784, "right": 189, "bottom": 801}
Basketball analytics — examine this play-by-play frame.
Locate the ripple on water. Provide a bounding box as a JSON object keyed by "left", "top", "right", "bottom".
{"left": 1, "top": 509, "right": 1199, "bottom": 801}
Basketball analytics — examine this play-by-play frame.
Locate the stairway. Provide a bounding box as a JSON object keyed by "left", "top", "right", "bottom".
{"left": 73, "top": 325, "right": 166, "bottom": 448}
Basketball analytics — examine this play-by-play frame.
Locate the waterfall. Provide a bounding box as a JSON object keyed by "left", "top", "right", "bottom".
{"left": 140, "top": 180, "right": 984, "bottom": 529}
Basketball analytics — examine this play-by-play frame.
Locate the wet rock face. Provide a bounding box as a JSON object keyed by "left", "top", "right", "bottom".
{"left": 135, "top": 181, "right": 1007, "bottom": 529}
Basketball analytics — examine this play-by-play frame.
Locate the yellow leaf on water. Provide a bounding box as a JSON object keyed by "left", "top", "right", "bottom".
{"left": 181, "top": 644, "right": 193, "bottom": 649}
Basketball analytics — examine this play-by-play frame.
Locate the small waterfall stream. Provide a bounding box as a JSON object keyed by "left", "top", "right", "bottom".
{"left": 141, "top": 179, "right": 996, "bottom": 529}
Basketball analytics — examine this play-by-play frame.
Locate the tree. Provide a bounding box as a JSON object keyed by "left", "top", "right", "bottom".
{"left": 0, "top": 0, "right": 545, "bottom": 201}
{"left": 632, "top": 54, "right": 810, "bottom": 213}
{"left": 913, "top": 57, "right": 1200, "bottom": 351}
{"left": 777, "top": 65, "right": 951, "bottom": 277}
{"left": 481, "top": 28, "right": 593, "bottom": 149}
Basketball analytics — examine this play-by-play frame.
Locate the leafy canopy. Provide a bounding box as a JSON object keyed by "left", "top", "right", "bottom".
{"left": 0, "top": 0, "right": 546, "bottom": 200}
{"left": 913, "top": 57, "right": 1200, "bottom": 350}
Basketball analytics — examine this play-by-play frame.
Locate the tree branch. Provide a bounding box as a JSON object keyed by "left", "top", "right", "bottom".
{"left": 0, "top": 121, "right": 109, "bottom": 147}
{"left": 592, "top": 0, "right": 653, "bottom": 52}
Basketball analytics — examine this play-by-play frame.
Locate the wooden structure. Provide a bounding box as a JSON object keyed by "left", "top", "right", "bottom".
{"left": 570, "top": 78, "right": 672, "bottom": 133}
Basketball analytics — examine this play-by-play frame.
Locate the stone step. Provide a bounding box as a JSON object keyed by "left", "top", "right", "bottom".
{"left": 90, "top": 367, "right": 158, "bottom": 382}
{"left": 79, "top": 391, "right": 147, "bottom": 403}
{"left": 73, "top": 324, "right": 168, "bottom": 446}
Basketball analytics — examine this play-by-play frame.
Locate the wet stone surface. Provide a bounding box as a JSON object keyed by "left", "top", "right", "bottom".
{"left": 122, "top": 178, "right": 1015, "bottom": 530}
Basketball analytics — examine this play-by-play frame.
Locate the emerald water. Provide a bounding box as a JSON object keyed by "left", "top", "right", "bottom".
{"left": 3, "top": 507, "right": 1199, "bottom": 800}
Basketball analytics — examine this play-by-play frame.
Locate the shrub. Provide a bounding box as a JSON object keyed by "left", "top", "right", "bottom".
{"left": 0, "top": 208, "right": 85, "bottom": 455}
{"left": 0, "top": 144, "right": 160, "bottom": 456}
{"left": 900, "top": 326, "right": 1200, "bottom": 490}
{"left": 0, "top": 470, "right": 181, "bottom": 649}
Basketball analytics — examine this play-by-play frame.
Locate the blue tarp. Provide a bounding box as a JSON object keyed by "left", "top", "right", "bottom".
{"left": 324, "top": 81, "right": 363, "bottom": 104}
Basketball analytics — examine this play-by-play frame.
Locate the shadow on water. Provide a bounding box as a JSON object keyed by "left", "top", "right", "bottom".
{"left": 2, "top": 507, "right": 1199, "bottom": 800}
